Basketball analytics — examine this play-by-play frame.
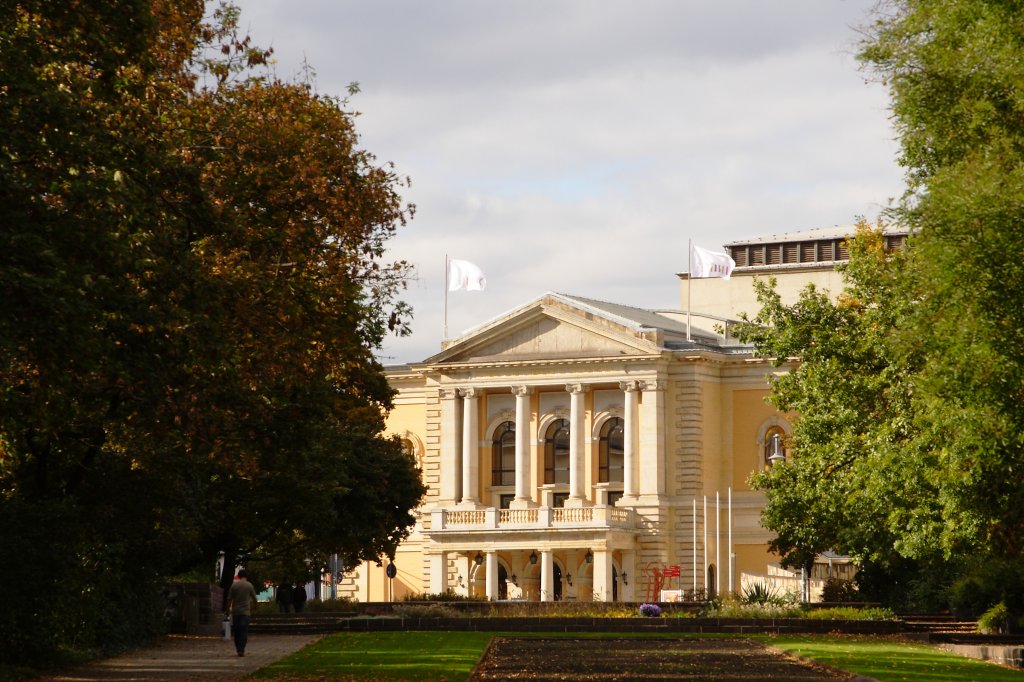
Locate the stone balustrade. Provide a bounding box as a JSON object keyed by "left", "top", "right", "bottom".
{"left": 431, "top": 505, "right": 634, "bottom": 531}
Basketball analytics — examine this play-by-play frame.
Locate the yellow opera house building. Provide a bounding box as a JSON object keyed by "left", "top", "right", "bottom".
{"left": 336, "top": 226, "right": 907, "bottom": 603}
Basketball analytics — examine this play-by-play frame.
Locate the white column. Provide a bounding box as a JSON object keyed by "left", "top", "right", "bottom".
{"left": 439, "top": 388, "right": 462, "bottom": 505}
{"left": 485, "top": 552, "right": 499, "bottom": 601}
{"left": 511, "top": 386, "right": 533, "bottom": 509}
{"left": 565, "top": 383, "right": 587, "bottom": 506}
{"left": 459, "top": 387, "right": 480, "bottom": 508}
{"left": 638, "top": 379, "right": 666, "bottom": 500}
{"left": 428, "top": 552, "right": 448, "bottom": 595}
{"left": 619, "top": 381, "right": 639, "bottom": 501}
{"left": 540, "top": 549, "right": 553, "bottom": 602}
{"left": 593, "top": 549, "right": 613, "bottom": 602}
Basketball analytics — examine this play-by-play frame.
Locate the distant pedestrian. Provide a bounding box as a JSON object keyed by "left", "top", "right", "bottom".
{"left": 226, "top": 570, "right": 258, "bottom": 657}
{"left": 291, "top": 583, "right": 308, "bottom": 614}
{"left": 276, "top": 582, "right": 292, "bottom": 613}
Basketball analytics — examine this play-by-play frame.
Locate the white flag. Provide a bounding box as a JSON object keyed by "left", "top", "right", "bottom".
{"left": 448, "top": 259, "right": 487, "bottom": 291}
{"left": 690, "top": 244, "right": 735, "bottom": 279}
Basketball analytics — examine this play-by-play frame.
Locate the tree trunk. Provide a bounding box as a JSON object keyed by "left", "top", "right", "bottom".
{"left": 219, "top": 549, "right": 238, "bottom": 611}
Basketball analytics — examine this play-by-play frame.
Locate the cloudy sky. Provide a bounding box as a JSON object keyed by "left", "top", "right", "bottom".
{"left": 229, "top": 0, "right": 904, "bottom": 364}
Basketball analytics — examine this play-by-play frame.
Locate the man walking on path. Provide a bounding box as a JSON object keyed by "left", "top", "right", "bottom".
{"left": 226, "top": 570, "right": 258, "bottom": 657}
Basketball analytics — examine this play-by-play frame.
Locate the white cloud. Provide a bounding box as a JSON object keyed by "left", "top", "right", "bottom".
{"left": 229, "top": 0, "right": 904, "bottom": 364}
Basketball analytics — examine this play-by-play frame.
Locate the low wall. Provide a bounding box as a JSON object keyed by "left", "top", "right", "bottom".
{"left": 348, "top": 601, "right": 704, "bottom": 617}
{"left": 936, "top": 642, "right": 1023, "bottom": 669}
{"left": 329, "top": 616, "right": 902, "bottom": 635}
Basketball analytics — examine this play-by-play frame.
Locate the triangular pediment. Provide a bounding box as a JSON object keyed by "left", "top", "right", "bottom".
{"left": 423, "top": 293, "right": 667, "bottom": 365}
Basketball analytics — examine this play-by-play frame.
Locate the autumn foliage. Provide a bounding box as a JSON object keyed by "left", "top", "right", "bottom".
{"left": 0, "top": 0, "right": 423, "bottom": 665}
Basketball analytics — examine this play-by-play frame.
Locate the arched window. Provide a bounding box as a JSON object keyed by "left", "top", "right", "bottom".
{"left": 764, "top": 426, "right": 787, "bottom": 468}
{"left": 544, "top": 419, "right": 570, "bottom": 484}
{"left": 598, "top": 417, "right": 624, "bottom": 484}
{"left": 491, "top": 421, "right": 516, "bottom": 486}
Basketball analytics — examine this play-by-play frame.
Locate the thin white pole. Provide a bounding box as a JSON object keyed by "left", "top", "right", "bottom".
{"left": 687, "top": 239, "right": 692, "bottom": 341}
{"left": 443, "top": 254, "right": 449, "bottom": 339}
{"left": 715, "top": 491, "right": 720, "bottom": 597}
{"left": 702, "top": 495, "right": 707, "bottom": 593}
{"left": 728, "top": 487, "right": 733, "bottom": 595}
{"left": 692, "top": 498, "right": 697, "bottom": 593}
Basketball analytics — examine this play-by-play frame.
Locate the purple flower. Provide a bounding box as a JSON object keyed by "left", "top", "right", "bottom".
{"left": 639, "top": 603, "right": 662, "bottom": 617}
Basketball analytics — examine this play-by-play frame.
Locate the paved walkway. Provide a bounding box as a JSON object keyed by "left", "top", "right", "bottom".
{"left": 38, "top": 634, "right": 320, "bottom": 681}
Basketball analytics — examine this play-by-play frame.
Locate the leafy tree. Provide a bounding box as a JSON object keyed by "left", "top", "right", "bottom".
{"left": 736, "top": 223, "right": 966, "bottom": 610}
{"left": 736, "top": 224, "right": 927, "bottom": 567}
{"left": 159, "top": 13, "right": 424, "bottom": 595}
{"left": 738, "top": 0, "right": 1024, "bottom": 613}
{"left": 862, "top": 0, "right": 1024, "bottom": 562}
{"left": 0, "top": 0, "right": 208, "bottom": 662}
{"left": 0, "top": 0, "right": 423, "bottom": 664}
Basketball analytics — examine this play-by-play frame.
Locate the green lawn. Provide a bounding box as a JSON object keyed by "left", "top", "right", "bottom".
{"left": 764, "top": 634, "right": 1024, "bottom": 682}
{"left": 249, "top": 631, "right": 494, "bottom": 681}
{"left": 252, "top": 631, "right": 1024, "bottom": 682}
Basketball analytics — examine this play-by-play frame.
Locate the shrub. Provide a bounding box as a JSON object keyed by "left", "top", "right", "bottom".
{"left": 978, "top": 602, "right": 1010, "bottom": 635}
{"left": 821, "top": 577, "right": 860, "bottom": 603}
{"left": 708, "top": 600, "right": 803, "bottom": 619}
{"left": 702, "top": 598, "right": 895, "bottom": 621}
{"left": 392, "top": 604, "right": 463, "bottom": 619}
{"left": 303, "top": 597, "right": 357, "bottom": 612}
{"left": 742, "top": 581, "right": 786, "bottom": 606}
{"left": 401, "top": 590, "right": 486, "bottom": 602}
{"left": 639, "top": 603, "right": 662, "bottom": 617}
{"left": 803, "top": 606, "right": 896, "bottom": 621}
{"left": 948, "top": 575, "right": 993, "bottom": 619}
{"left": 495, "top": 602, "right": 638, "bottom": 618}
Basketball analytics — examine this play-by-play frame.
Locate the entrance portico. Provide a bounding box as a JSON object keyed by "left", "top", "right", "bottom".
{"left": 425, "top": 543, "right": 636, "bottom": 603}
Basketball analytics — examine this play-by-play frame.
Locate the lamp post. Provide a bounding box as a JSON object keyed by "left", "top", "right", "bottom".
{"left": 768, "top": 432, "right": 786, "bottom": 466}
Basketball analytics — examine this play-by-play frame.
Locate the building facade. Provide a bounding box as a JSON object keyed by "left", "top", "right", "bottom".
{"left": 336, "top": 226, "right": 906, "bottom": 603}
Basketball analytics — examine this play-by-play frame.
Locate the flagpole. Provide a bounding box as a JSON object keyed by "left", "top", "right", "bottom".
{"left": 728, "top": 487, "right": 733, "bottom": 595}
{"left": 443, "top": 254, "right": 449, "bottom": 340}
{"left": 703, "top": 495, "right": 707, "bottom": 593}
{"left": 715, "top": 490, "right": 720, "bottom": 597}
{"left": 687, "top": 239, "right": 692, "bottom": 342}
{"left": 692, "top": 498, "right": 697, "bottom": 594}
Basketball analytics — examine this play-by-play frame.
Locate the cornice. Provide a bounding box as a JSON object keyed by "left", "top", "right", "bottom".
{"left": 413, "top": 352, "right": 666, "bottom": 372}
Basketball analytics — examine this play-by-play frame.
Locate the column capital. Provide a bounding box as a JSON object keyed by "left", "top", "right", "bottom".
{"left": 512, "top": 385, "right": 534, "bottom": 397}
{"left": 459, "top": 386, "right": 479, "bottom": 398}
{"left": 565, "top": 383, "right": 587, "bottom": 394}
{"left": 619, "top": 380, "right": 641, "bottom": 392}
{"left": 639, "top": 379, "right": 664, "bottom": 392}
{"left": 439, "top": 387, "right": 460, "bottom": 400}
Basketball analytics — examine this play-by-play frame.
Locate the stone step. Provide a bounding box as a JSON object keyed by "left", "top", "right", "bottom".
{"left": 900, "top": 612, "right": 977, "bottom": 634}
{"left": 249, "top": 612, "right": 358, "bottom": 634}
